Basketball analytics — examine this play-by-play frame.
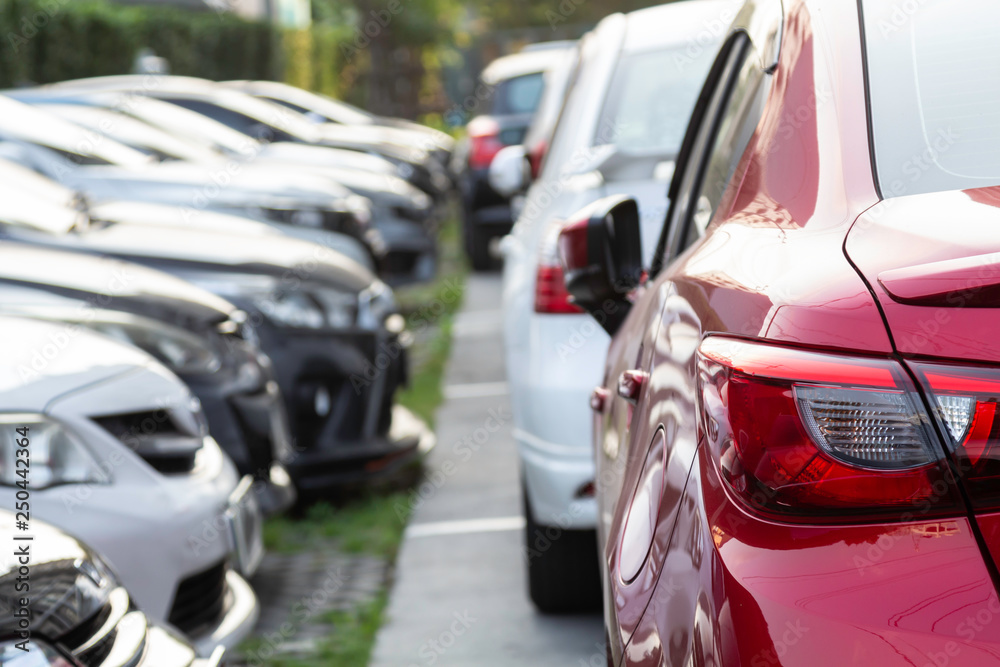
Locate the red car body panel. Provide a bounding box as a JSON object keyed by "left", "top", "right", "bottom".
{"left": 847, "top": 190, "right": 1000, "bottom": 364}
{"left": 593, "top": 0, "right": 1000, "bottom": 664}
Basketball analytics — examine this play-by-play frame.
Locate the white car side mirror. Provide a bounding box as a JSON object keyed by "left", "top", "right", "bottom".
{"left": 489, "top": 145, "right": 530, "bottom": 198}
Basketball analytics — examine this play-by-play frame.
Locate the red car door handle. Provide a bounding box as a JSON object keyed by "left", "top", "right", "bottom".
{"left": 618, "top": 370, "right": 648, "bottom": 402}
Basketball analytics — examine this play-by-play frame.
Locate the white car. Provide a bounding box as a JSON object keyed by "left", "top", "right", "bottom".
{"left": 497, "top": 0, "right": 736, "bottom": 612}
{"left": 0, "top": 315, "right": 261, "bottom": 655}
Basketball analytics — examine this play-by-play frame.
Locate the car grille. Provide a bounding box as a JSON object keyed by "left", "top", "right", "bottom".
{"left": 230, "top": 390, "right": 281, "bottom": 477}
{"left": 168, "top": 560, "right": 229, "bottom": 636}
{"left": 58, "top": 604, "right": 113, "bottom": 661}
{"left": 392, "top": 205, "right": 431, "bottom": 225}
{"left": 291, "top": 336, "right": 404, "bottom": 452}
{"left": 93, "top": 410, "right": 201, "bottom": 474}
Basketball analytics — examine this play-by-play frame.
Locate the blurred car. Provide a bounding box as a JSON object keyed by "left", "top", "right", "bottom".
{"left": 8, "top": 89, "right": 441, "bottom": 283}
{"left": 0, "top": 316, "right": 260, "bottom": 655}
{"left": 0, "top": 242, "right": 296, "bottom": 516}
{"left": 0, "top": 95, "right": 378, "bottom": 269}
{"left": 495, "top": 0, "right": 732, "bottom": 613}
{"left": 453, "top": 43, "right": 575, "bottom": 269}
{"left": 43, "top": 75, "right": 452, "bottom": 202}
{"left": 0, "top": 510, "right": 225, "bottom": 665}
{"left": 0, "top": 160, "right": 435, "bottom": 495}
{"left": 516, "top": 44, "right": 579, "bottom": 186}
{"left": 560, "top": 0, "right": 1000, "bottom": 663}
{"left": 220, "top": 79, "right": 455, "bottom": 168}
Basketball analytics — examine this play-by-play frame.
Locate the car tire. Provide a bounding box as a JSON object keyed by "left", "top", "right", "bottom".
{"left": 523, "top": 489, "right": 602, "bottom": 613}
{"left": 466, "top": 224, "right": 494, "bottom": 271}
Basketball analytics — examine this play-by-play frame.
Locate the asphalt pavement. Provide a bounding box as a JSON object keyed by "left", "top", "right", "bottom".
{"left": 371, "top": 273, "right": 605, "bottom": 667}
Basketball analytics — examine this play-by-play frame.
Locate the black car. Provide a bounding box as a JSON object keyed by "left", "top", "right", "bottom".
{"left": 0, "top": 168, "right": 433, "bottom": 495}
{"left": 0, "top": 243, "right": 296, "bottom": 515}
{"left": 453, "top": 43, "right": 575, "bottom": 269}
{"left": 0, "top": 511, "right": 224, "bottom": 666}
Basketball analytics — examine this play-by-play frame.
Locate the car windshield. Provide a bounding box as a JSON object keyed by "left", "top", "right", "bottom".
{"left": 262, "top": 89, "right": 374, "bottom": 125}
{"left": 596, "top": 45, "right": 715, "bottom": 155}
{"left": 492, "top": 73, "right": 545, "bottom": 115}
{"left": 40, "top": 104, "right": 220, "bottom": 162}
{"left": 0, "top": 96, "right": 154, "bottom": 168}
{"left": 862, "top": 0, "right": 1000, "bottom": 197}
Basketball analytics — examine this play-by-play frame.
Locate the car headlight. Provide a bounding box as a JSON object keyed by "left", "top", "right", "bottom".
{"left": 358, "top": 280, "right": 398, "bottom": 330}
{"left": 396, "top": 162, "right": 415, "bottom": 180}
{"left": 255, "top": 289, "right": 326, "bottom": 328}
{"left": 0, "top": 540, "right": 119, "bottom": 661}
{"left": 0, "top": 415, "right": 107, "bottom": 490}
{"left": 345, "top": 194, "right": 373, "bottom": 227}
{"left": 175, "top": 273, "right": 358, "bottom": 330}
{"left": 84, "top": 315, "right": 221, "bottom": 376}
{"left": 289, "top": 209, "right": 325, "bottom": 228}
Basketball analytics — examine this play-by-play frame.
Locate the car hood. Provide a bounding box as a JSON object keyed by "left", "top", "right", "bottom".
{"left": 0, "top": 315, "right": 156, "bottom": 410}
{"left": 5, "top": 210, "right": 375, "bottom": 292}
{"left": 63, "top": 160, "right": 352, "bottom": 208}
{"left": 305, "top": 165, "right": 431, "bottom": 208}
{"left": 845, "top": 186, "right": 1000, "bottom": 362}
{"left": 375, "top": 118, "right": 455, "bottom": 152}
{"left": 317, "top": 124, "right": 431, "bottom": 165}
{"left": 0, "top": 242, "right": 236, "bottom": 328}
{"left": 257, "top": 142, "right": 398, "bottom": 175}
{"left": 89, "top": 200, "right": 282, "bottom": 236}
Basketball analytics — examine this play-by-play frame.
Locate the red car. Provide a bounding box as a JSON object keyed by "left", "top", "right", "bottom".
{"left": 559, "top": 0, "right": 1000, "bottom": 664}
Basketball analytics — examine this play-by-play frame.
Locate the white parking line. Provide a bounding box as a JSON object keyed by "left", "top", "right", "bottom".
{"left": 442, "top": 381, "right": 509, "bottom": 399}
{"left": 405, "top": 516, "right": 526, "bottom": 539}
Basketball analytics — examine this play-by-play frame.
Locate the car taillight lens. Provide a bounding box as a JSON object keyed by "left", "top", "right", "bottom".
{"left": 536, "top": 221, "right": 583, "bottom": 314}
{"left": 467, "top": 117, "right": 503, "bottom": 170}
{"left": 911, "top": 362, "right": 1000, "bottom": 511}
{"left": 697, "top": 337, "right": 961, "bottom": 523}
{"left": 535, "top": 264, "right": 582, "bottom": 314}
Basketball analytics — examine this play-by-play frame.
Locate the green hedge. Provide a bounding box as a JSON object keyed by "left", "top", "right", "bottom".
{"left": 0, "top": 0, "right": 284, "bottom": 87}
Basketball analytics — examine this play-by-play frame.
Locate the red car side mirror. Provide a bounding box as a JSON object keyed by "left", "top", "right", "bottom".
{"left": 557, "top": 195, "right": 643, "bottom": 335}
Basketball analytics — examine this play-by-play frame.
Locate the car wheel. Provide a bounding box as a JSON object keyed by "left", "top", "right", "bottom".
{"left": 523, "top": 489, "right": 602, "bottom": 613}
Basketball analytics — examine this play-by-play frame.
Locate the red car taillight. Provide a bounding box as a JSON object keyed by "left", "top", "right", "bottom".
{"left": 697, "top": 337, "right": 962, "bottom": 523}
{"left": 911, "top": 362, "right": 1000, "bottom": 512}
{"left": 536, "top": 222, "right": 583, "bottom": 314}
{"left": 534, "top": 264, "right": 582, "bottom": 314}
{"left": 467, "top": 117, "right": 503, "bottom": 170}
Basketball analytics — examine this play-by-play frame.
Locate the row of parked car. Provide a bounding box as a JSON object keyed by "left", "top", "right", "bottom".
{"left": 488, "top": 0, "right": 1000, "bottom": 664}
{"left": 0, "top": 76, "right": 451, "bottom": 664}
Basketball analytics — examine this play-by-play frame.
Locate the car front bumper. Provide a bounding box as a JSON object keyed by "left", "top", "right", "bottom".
{"left": 373, "top": 211, "right": 438, "bottom": 285}
{"left": 257, "top": 324, "right": 432, "bottom": 493}
{"left": 287, "top": 404, "right": 434, "bottom": 492}
{"left": 188, "top": 569, "right": 260, "bottom": 658}
{"left": 189, "top": 346, "right": 297, "bottom": 516}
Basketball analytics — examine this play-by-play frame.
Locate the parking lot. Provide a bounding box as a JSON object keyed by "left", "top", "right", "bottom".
{"left": 11, "top": 0, "right": 1000, "bottom": 665}
{"left": 373, "top": 274, "right": 604, "bottom": 666}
